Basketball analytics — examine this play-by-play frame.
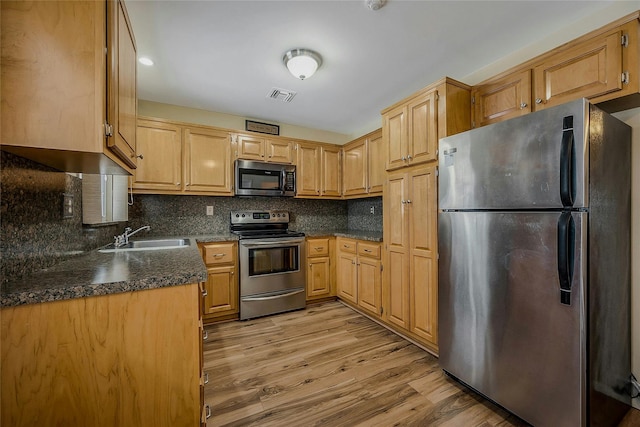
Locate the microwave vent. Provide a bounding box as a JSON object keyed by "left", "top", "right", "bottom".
{"left": 267, "top": 87, "right": 296, "bottom": 103}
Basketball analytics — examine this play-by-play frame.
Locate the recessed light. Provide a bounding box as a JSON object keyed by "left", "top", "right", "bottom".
{"left": 138, "top": 57, "right": 154, "bottom": 66}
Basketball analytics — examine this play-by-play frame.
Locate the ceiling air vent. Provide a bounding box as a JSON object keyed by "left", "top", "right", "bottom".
{"left": 267, "top": 87, "right": 296, "bottom": 103}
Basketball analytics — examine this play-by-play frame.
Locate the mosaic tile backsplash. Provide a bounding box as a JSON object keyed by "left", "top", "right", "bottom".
{"left": 1, "top": 152, "right": 120, "bottom": 284}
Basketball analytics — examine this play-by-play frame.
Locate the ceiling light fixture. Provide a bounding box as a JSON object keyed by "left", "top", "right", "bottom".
{"left": 282, "top": 49, "right": 322, "bottom": 80}
{"left": 138, "top": 57, "right": 154, "bottom": 66}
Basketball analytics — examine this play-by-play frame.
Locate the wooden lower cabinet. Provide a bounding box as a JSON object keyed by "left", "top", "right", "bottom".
{"left": 305, "top": 237, "right": 335, "bottom": 301}
{"left": 336, "top": 238, "right": 383, "bottom": 318}
{"left": 1, "top": 285, "right": 202, "bottom": 427}
{"left": 199, "top": 242, "right": 239, "bottom": 323}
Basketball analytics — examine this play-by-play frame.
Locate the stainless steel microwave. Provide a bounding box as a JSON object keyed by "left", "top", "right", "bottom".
{"left": 234, "top": 159, "right": 296, "bottom": 197}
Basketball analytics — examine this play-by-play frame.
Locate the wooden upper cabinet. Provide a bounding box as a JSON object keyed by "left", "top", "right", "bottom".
{"left": 407, "top": 90, "right": 438, "bottom": 165}
{"left": 234, "top": 134, "right": 293, "bottom": 163}
{"left": 295, "top": 142, "right": 320, "bottom": 196}
{"left": 533, "top": 31, "right": 623, "bottom": 110}
{"left": 342, "top": 129, "right": 384, "bottom": 198}
{"left": 342, "top": 137, "right": 367, "bottom": 197}
{"left": 295, "top": 142, "right": 341, "bottom": 198}
{"left": 184, "top": 128, "right": 232, "bottom": 195}
{"left": 321, "top": 146, "right": 342, "bottom": 197}
{"left": 383, "top": 78, "right": 469, "bottom": 171}
{"left": 134, "top": 119, "right": 182, "bottom": 192}
{"left": 367, "top": 130, "right": 384, "bottom": 195}
{"left": 106, "top": 0, "right": 137, "bottom": 169}
{"left": 0, "top": 0, "right": 137, "bottom": 174}
{"left": 266, "top": 139, "right": 293, "bottom": 163}
{"left": 471, "top": 70, "right": 532, "bottom": 128}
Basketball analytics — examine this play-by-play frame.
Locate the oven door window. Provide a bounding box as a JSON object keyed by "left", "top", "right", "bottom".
{"left": 248, "top": 245, "right": 299, "bottom": 276}
{"left": 239, "top": 168, "right": 281, "bottom": 190}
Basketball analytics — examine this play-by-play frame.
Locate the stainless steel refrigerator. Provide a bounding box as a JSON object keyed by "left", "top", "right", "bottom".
{"left": 438, "top": 99, "right": 632, "bottom": 427}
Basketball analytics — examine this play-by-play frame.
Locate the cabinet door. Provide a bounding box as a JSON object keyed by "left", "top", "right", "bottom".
{"left": 358, "top": 256, "right": 382, "bottom": 317}
{"left": 236, "top": 134, "right": 265, "bottom": 160}
{"left": 471, "top": 70, "right": 532, "bottom": 128}
{"left": 134, "top": 120, "right": 182, "bottom": 192}
{"left": 107, "top": 0, "right": 137, "bottom": 169}
{"left": 321, "top": 146, "right": 342, "bottom": 197}
{"left": 367, "top": 130, "right": 384, "bottom": 195}
{"left": 342, "top": 137, "right": 367, "bottom": 197}
{"left": 296, "top": 143, "right": 320, "bottom": 196}
{"left": 307, "top": 257, "right": 331, "bottom": 299}
{"left": 184, "top": 128, "right": 232, "bottom": 194}
{"left": 337, "top": 251, "right": 358, "bottom": 304}
{"left": 384, "top": 171, "right": 410, "bottom": 330}
{"left": 533, "top": 31, "right": 622, "bottom": 110}
{"left": 266, "top": 139, "right": 293, "bottom": 163}
{"left": 203, "top": 265, "right": 238, "bottom": 317}
{"left": 383, "top": 104, "right": 407, "bottom": 171}
{"left": 409, "top": 166, "right": 438, "bottom": 346}
{"left": 408, "top": 89, "right": 438, "bottom": 165}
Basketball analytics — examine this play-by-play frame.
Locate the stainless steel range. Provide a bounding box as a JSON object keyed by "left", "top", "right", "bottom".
{"left": 231, "top": 210, "right": 306, "bottom": 320}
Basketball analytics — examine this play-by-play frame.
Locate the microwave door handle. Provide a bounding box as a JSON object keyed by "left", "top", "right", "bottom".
{"left": 241, "top": 238, "right": 305, "bottom": 247}
{"left": 281, "top": 169, "right": 286, "bottom": 195}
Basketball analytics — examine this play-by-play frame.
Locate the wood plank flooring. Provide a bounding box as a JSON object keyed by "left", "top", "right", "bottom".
{"left": 203, "top": 301, "right": 640, "bottom": 427}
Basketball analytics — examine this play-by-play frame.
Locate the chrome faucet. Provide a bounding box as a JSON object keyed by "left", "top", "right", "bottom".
{"left": 114, "top": 225, "right": 151, "bottom": 247}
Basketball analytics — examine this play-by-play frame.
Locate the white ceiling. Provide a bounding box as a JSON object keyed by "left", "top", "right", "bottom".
{"left": 126, "top": 0, "right": 618, "bottom": 138}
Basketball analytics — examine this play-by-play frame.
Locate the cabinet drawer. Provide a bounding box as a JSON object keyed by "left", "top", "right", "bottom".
{"left": 358, "top": 242, "right": 381, "bottom": 259}
{"left": 338, "top": 238, "right": 357, "bottom": 254}
{"left": 307, "top": 238, "right": 329, "bottom": 257}
{"left": 202, "top": 242, "right": 236, "bottom": 265}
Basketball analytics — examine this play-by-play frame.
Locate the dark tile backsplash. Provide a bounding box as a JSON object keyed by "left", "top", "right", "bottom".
{"left": 1, "top": 152, "right": 120, "bottom": 284}
{"left": 127, "top": 195, "right": 349, "bottom": 236}
{"left": 1, "top": 150, "right": 383, "bottom": 285}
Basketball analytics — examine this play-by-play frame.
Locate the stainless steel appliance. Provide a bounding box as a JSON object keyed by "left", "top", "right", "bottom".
{"left": 234, "top": 160, "right": 296, "bottom": 197}
{"left": 231, "top": 210, "right": 306, "bottom": 320}
{"left": 438, "top": 99, "right": 632, "bottom": 427}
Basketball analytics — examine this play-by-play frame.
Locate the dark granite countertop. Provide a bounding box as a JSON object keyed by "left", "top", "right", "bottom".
{"left": 0, "top": 234, "right": 239, "bottom": 308}
{"left": 299, "top": 229, "right": 383, "bottom": 242}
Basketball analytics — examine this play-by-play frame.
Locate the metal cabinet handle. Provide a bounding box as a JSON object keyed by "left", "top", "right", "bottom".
{"left": 401, "top": 156, "right": 406, "bottom": 161}
{"left": 204, "top": 373, "right": 209, "bottom": 384}
{"left": 364, "top": 249, "right": 372, "bottom": 253}
{"left": 202, "top": 289, "right": 208, "bottom": 297}
{"left": 520, "top": 102, "right": 528, "bottom": 109}
{"left": 136, "top": 154, "right": 144, "bottom": 160}
{"left": 206, "top": 405, "right": 211, "bottom": 419}
{"left": 212, "top": 253, "right": 226, "bottom": 257}
{"left": 406, "top": 199, "right": 412, "bottom": 204}
{"left": 407, "top": 154, "right": 412, "bottom": 160}
{"left": 535, "top": 98, "right": 543, "bottom": 104}
{"left": 314, "top": 247, "right": 323, "bottom": 251}
{"left": 203, "top": 330, "right": 208, "bottom": 340}
{"left": 401, "top": 200, "right": 406, "bottom": 204}
{"left": 309, "top": 264, "right": 312, "bottom": 268}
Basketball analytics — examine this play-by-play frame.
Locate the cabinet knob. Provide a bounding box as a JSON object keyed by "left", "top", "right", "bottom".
{"left": 407, "top": 154, "right": 412, "bottom": 160}
{"left": 535, "top": 98, "right": 543, "bottom": 104}
{"left": 186, "top": 182, "right": 190, "bottom": 186}
{"left": 401, "top": 200, "right": 406, "bottom": 204}
{"left": 401, "top": 156, "right": 406, "bottom": 161}
{"left": 201, "top": 289, "right": 208, "bottom": 297}
{"left": 520, "top": 103, "right": 528, "bottom": 109}
{"left": 136, "top": 154, "right": 144, "bottom": 160}
{"left": 309, "top": 264, "right": 312, "bottom": 268}
{"left": 176, "top": 182, "right": 180, "bottom": 186}
{"left": 269, "top": 155, "right": 272, "bottom": 158}
{"left": 406, "top": 199, "right": 412, "bottom": 204}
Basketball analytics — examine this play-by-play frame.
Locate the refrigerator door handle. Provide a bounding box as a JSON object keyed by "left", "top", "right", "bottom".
{"left": 557, "top": 211, "right": 575, "bottom": 305}
{"left": 560, "top": 123, "right": 575, "bottom": 207}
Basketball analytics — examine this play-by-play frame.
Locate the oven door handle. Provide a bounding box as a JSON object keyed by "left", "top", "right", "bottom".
{"left": 242, "top": 289, "right": 305, "bottom": 301}
{"left": 240, "top": 238, "right": 305, "bottom": 247}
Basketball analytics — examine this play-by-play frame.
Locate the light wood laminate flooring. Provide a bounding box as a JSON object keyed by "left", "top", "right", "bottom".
{"left": 203, "top": 301, "right": 640, "bottom": 427}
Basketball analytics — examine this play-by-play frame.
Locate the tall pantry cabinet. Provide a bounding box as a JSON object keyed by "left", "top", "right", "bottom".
{"left": 381, "top": 77, "right": 470, "bottom": 354}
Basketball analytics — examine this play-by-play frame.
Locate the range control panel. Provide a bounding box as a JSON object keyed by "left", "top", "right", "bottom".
{"left": 230, "top": 210, "right": 290, "bottom": 225}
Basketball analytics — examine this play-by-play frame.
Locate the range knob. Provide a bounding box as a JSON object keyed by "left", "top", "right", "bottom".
{"left": 235, "top": 214, "right": 239, "bottom": 217}
{"left": 241, "top": 214, "right": 245, "bottom": 218}
{"left": 272, "top": 213, "right": 275, "bottom": 217}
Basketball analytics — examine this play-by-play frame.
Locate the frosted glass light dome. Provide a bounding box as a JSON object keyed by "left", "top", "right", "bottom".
{"left": 283, "top": 49, "right": 322, "bottom": 80}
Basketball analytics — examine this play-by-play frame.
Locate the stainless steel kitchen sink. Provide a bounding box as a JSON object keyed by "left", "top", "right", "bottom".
{"left": 98, "top": 238, "right": 191, "bottom": 253}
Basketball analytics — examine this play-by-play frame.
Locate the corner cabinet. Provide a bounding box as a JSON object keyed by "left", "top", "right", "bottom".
{"left": 199, "top": 242, "right": 239, "bottom": 323}
{"left": 342, "top": 129, "right": 384, "bottom": 198}
{"left": 1, "top": 0, "right": 137, "bottom": 174}
{"left": 295, "top": 141, "right": 342, "bottom": 198}
{"left": 1, "top": 285, "right": 202, "bottom": 426}
{"left": 133, "top": 118, "right": 233, "bottom": 196}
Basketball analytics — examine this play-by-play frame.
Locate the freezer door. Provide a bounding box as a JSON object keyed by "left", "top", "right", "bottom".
{"left": 438, "top": 211, "right": 586, "bottom": 427}
{"left": 439, "top": 98, "right": 588, "bottom": 210}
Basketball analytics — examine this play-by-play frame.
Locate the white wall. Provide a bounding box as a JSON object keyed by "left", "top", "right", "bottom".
{"left": 613, "top": 108, "right": 640, "bottom": 409}
{"left": 138, "top": 100, "right": 351, "bottom": 145}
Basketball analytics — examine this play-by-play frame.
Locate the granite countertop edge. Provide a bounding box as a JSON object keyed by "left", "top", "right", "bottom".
{"left": 300, "top": 229, "right": 383, "bottom": 242}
